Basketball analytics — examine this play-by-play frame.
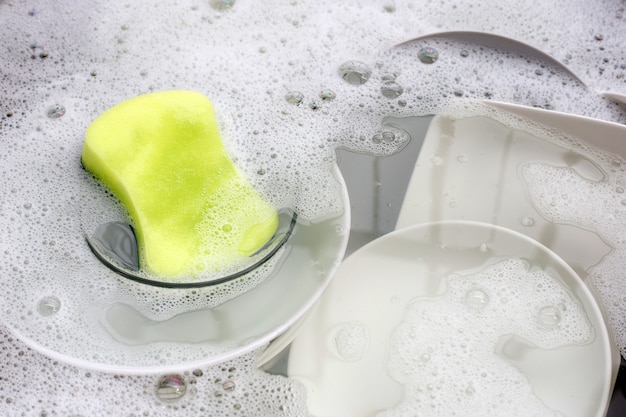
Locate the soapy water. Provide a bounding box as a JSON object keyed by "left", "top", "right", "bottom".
{"left": 1, "top": 0, "right": 625, "bottom": 415}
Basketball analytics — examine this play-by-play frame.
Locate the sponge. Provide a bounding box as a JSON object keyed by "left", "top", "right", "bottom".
{"left": 82, "top": 90, "right": 278, "bottom": 277}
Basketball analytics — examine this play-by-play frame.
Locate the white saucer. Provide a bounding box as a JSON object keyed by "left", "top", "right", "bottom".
{"left": 0, "top": 145, "right": 350, "bottom": 374}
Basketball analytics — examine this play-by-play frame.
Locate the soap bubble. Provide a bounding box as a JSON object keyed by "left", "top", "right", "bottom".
{"left": 464, "top": 288, "right": 490, "bottom": 310}
{"left": 210, "top": 0, "right": 236, "bottom": 11}
{"left": 285, "top": 91, "right": 304, "bottom": 104}
{"left": 37, "top": 296, "right": 61, "bottom": 316}
{"left": 222, "top": 380, "right": 236, "bottom": 391}
{"left": 47, "top": 105, "right": 66, "bottom": 119}
{"left": 537, "top": 305, "right": 562, "bottom": 328}
{"left": 381, "top": 81, "right": 404, "bottom": 99}
{"left": 418, "top": 47, "right": 439, "bottom": 64}
{"left": 319, "top": 89, "right": 336, "bottom": 101}
{"left": 156, "top": 374, "right": 187, "bottom": 402}
{"left": 339, "top": 60, "right": 372, "bottom": 85}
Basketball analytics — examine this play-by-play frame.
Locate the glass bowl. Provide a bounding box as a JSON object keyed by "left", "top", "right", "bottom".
{"left": 84, "top": 208, "right": 298, "bottom": 289}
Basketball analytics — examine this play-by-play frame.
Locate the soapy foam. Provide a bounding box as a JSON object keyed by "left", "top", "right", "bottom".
{"left": 381, "top": 258, "right": 591, "bottom": 417}
{"left": 1, "top": 0, "right": 625, "bottom": 415}
{"left": 520, "top": 161, "right": 626, "bottom": 358}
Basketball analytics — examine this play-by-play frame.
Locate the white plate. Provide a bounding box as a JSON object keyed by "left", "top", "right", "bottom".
{"left": 287, "top": 221, "right": 613, "bottom": 417}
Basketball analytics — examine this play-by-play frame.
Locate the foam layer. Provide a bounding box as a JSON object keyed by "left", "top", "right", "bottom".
{"left": 521, "top": 162, "right": 626, "bottom": 358}
{"left": 382, "top": 258, "right": 591, "bottom": 417}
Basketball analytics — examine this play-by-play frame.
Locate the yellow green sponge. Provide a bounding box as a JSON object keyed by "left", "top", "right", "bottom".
{"left": 82, "top": 90, "right": 278, "bottom": 277}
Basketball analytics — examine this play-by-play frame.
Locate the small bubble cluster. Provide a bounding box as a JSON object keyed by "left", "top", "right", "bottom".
{"left": 333, "top": 321, "right": 369, "bottom": 361}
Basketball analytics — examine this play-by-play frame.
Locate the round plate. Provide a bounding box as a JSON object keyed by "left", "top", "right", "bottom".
{"left": 287, "top": 221, "right": 613, "bottom": 417}
{"left": 0, "top": 139, "right": 350, "bottom": 374}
